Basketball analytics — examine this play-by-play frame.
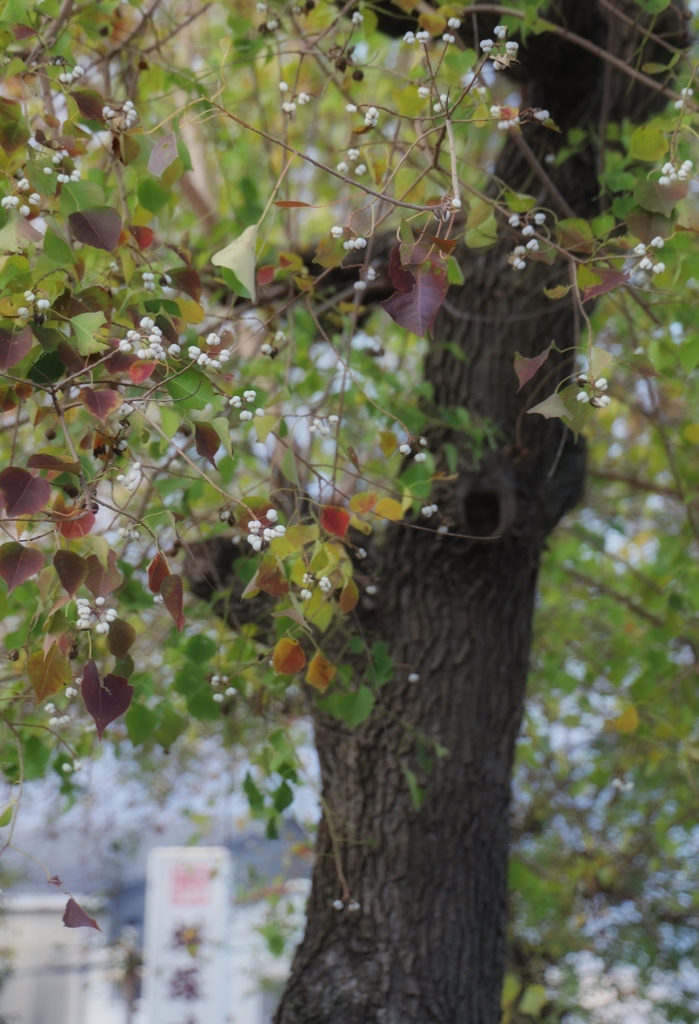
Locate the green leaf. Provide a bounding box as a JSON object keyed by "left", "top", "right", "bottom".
{"left": 628, "top": 125, "right": 668, "bottom": 162}
{"left": 71, "top": 312, "right": 106, "bottom": 355}
{"left": 211, "top": 224, "right": 258, "bottom": 302}
{"left": 165, "top": 367, "right": 216, "bottom": 411}
{"left": 318, "top": 686, "right": 375, "bottom": 727}
{"left": 137, "top": 178, "right": 170, "bottom": 214}
{"left": 125, "top": 702, "right": 159, "bottom": 746}
{"left": 519, "top": 983, "right": 548, "bottom": 1017}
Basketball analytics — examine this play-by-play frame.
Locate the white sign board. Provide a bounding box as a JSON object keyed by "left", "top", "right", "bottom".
{"left": 142, "top": 847, "right": 233, "bottom": 1024}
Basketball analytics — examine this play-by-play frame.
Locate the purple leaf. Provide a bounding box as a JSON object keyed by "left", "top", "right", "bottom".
{"left": 0, "top": 466, "right": 51, "bottom": 516}
{"left": 84, "top": 550, "right": 123, "bottom": 598}
{"left": 514, "top": 345, "right": 552, "bottom": 392}
{"left": 81, "top": 659, "right": 133, "bottom": 740}
{"left": 161, "top": 574, "right": 185, "bottom": 631}
{"left": 68, "top": 207, "right": 123, "bottom": 252}
{"left": 382, "top": 265, "right": 447, "bottom": 338}
{"left": 583, "top": 268, "right": 629, "bottom": 302}
{"left": 0, "top": 542, "right": 44, "bottom": 593}
{"left": 0, "top": 326, "right": 32, "bottom": 371}
{"left": 194, "top": 422, "right": 220, "bottom": 468}
{"left": 387, "top": 244, "right": 415, "bottom": 294}
{"left": 63, "top": 897, "right": 101, "bottom": 931}
{"left": 53, "top": 550, "right": 88, "bottom": 596}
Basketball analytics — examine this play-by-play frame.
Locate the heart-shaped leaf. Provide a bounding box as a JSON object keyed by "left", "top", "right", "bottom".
{"left": 81, "top": 659, "right": 134, "bottom": 739}
{"left": 106, "top": 618, "right": 136, "bottom": 658}
{"left": 85, "top": 550, "right": 123, "bottom": 597}
{"left": 514, "top": 345, "right": 552, "bottom": 392}
{"left": 194, "top": 422, "right": 220, "bottom": 467}
{"left": 0, "top": 325, "right": 32, "bottom": 371}
{"left": 0, "top": 467, "right": 51, "bottom": 516}
{"left": 63, "top": 897, "right": 101, "bottom": 931}
{"left": 53, "top": 550, "right": 88, "bottom": 596}
{"left": 0, "top": 542, "right": 44, "bottom": 593}
{"left": 272, "top": 637, "right": 306, "bottom": 675}
{"left": 382, "top": 264, "right": 447, "bottom": 338}
{"left": 27, "top": 644, "right": 72, "bottom": 703}
{"left": 68, "top": 207, "right": 123, "bottom": 251}
{"left": 320, "top": 505, "right": 351, "bottom": 539}
{"left": 79, "top": 387, "right": 123, "bottom": 423}
{"left": 306, "top": 651, "right": 336, "bottom": 692}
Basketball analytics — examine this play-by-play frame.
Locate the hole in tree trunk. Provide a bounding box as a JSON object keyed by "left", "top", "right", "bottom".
{"left": 463, "top": 488, "right": 502, "bottom": 537}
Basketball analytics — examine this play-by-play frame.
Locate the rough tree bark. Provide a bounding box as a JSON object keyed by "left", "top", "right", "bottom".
{"left": 272, "top": 4, "right": 688, "bottom": 1024}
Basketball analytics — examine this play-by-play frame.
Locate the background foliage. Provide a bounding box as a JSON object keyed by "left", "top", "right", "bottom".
{"left": 0, "top": 0, "right": 698, "bottom": 1019}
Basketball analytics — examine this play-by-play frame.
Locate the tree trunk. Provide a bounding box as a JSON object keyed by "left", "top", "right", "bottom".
{"left": 274, "top": 4, "right": 687, "bottom": 1022}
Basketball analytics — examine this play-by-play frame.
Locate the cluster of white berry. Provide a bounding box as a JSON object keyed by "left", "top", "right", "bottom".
{"left": 576, "top": 373, "right": 611, "bottom": 408}
{"left": 119, "top": 317, "right": 169, "bottom": 360}
{"left": 102, "top": 100, "right": 138, "bottom": 129}
{"left": 351, "top": 11, "right": 363, "bottom": 25}
{"left": 674, "top": 86, "right": 693, "bottom": 111}
{"left": 343, "top": 233, "right": 367, "bottom": 252}
{"left": 633, "top": 237, "right": 665, "bottom": 276}
{"left": 332, "top": 898, "right": 361, "bottom": 912}
{"left": 117, "top": 525, "right": 140, "bottom": 540}
{"left": 309, "top": 414, "right": 339, "bottom": 435}
{"left": 46, "top": 706, "right": 71, "bottom": 728}
{"left": 260, "top": 330, "right": 284, "bottom": 357}
{"left": 116, "top": 462, "right": 142, "bottom": 492}
{"left": 57, "top": 64, "right": 85, "bottom": 86}
{"left": 421, "top": 503, "right": 439, "bottom": 518}
{"left": 337, "top": 146, "right": 367, "bottom": 176}
{"left": 142, "top": 271, "right": 156, "bottom": 292}
{"left": 17, "top": 291, "right": 51, "bottom": 317}
{"left": 659, "top": 159, "right": 693, "bottom": 186}
{"left": 211, "top": 673, "right": 236, "bottom": 702}
{"left": 246, "top": 511, "right": 286, "bottom": 551}
{"left": 480, "top": 26, "right": 519, "bottom": 70}
{"left": 76, "top": 596, "right": 118, "bottom": 633}
{"left": 399, "top": 437, "right": 428, "bottom": 462}
{"left": 490, "top": 104, "right": 520, "bottom": 131}
{"left": 186, "top": 332, "right": 231, "bottom": 370}
{"left": 442, "top": 17, "right": 461, "bottom": 44}
{"left": 230, "top": 389, "right": 263, "bottom": 421}
{"left": 363, "top": 106, "right": 379, "bottom": 128}
{"left": 3, "top": 177, "right": 41, "bottom": 218}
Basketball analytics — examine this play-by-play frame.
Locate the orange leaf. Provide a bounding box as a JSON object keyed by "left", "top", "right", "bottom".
{"left": 340, "top": 577, "right": 359, "bottom": 614}
{"left": 349, "top": 491, "right": 377, "bottom": 514}
{"left": 306, "top": 651, "right": 336, "bottom": 692}
{"left": 320, "top": 505, "right": 350, "bottom": 539}
{"left": 272, "top": 637, "right": 306, "bottom": 675}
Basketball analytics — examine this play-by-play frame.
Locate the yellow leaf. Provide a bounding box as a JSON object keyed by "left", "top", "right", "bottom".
{"left": 176, "top": 298, "right": 205, "bottom": 324}
{"left": 374, "top": 497, "right": 404, "bottom": 522}
{"left": 349, "top": 515, "right": 372, "bottom": 536}
{"left": 684, "top": 424, "right": 699, "bottom": 444}
{"left": 349, "top": 491, "right": 377, "bottom": 514}
{"left": 609, "top": 705, "right": 639, "bottom": 733}
{"left": 417, "top": 11, "right": 446, "bottom": 33}
{"left": 306, "top": 651, "right": 336, "bottom": 692}
{"left": 379, "top": 431, "right": 397, "bottom": 457}
{"left": 254, "top": 415, "right": 276, "bottom": 443}
{"left": 340, "top": 577, "right": 359, "bottom": 614}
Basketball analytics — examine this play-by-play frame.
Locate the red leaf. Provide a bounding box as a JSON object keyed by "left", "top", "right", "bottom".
{"left": 63, "top": 898, "right": 101, "bottom": 931}
{"left": 583, "top": 268, "right": 629, "bottom": 302}
{"left": 147, "top": 551, "right": 170, "bottom": 593}
{"left": 0, "top": 467, "right": 51, "bottom": 516}
{"left": 129, "top": 225, "right": 155, "bottom": 250}
{"left": 168, "top": 267, "right": 202, "bottom": 301}
{"left": 272, "top": 637, "right": 306, "bottom": 674}
{"left": 81, "top": 659, "right": 133, "bottom": 740}
{"left": 0, "top": 326, "right": 32, "bottom": 371}
{"left": 128, "top": 359, "right": 157, "bottom": 383}
{"left": 68, "top": 207, "right": 123, "bottom": 251}
{"left": 256, "top": 557, "right": 290, "bottom": 598}
{"left": 382, "top": 264, "right": 447, "bottom": 338}
{"left": 53, "top": 550, "right": 88, "bottom": 596}
{"left": 274, "top": 200, "right": 311, "bottom": 208}
{"left": 53, "top": 496, "right": 95, "bottom": 538}
{"left": 320, "top": 505, "right": 351, "bottom": 539}
{"left": 147, "top": 132, "right": 178, "bottom": 176}
{"left": 0, "top": 542, "right": 44, "bottom": 593}
{"left": 106, "top": 618, "right": 136, "bottom": 658}
{"left": 425, "top": 233, "right": 458, "bottom": 255}
{"left": 85, "top": 550, "right": 123, "bottom": 598}
{"left": 257, "top": 265, "right": 275, "bottom": 287}
{"left": 194, "top": 422, "right": 220, "bottom": 468}
{"left": 161, "top": 574, "right": 185, "bottom": 631}
{"left": 56, "top": 339, "right": 87, "bottom": 373}
{"left": 514, "top": 345, "right": 552, "bottom": 392}
{"left": 79, "top": 387, "right": 123, "bottom": 423}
